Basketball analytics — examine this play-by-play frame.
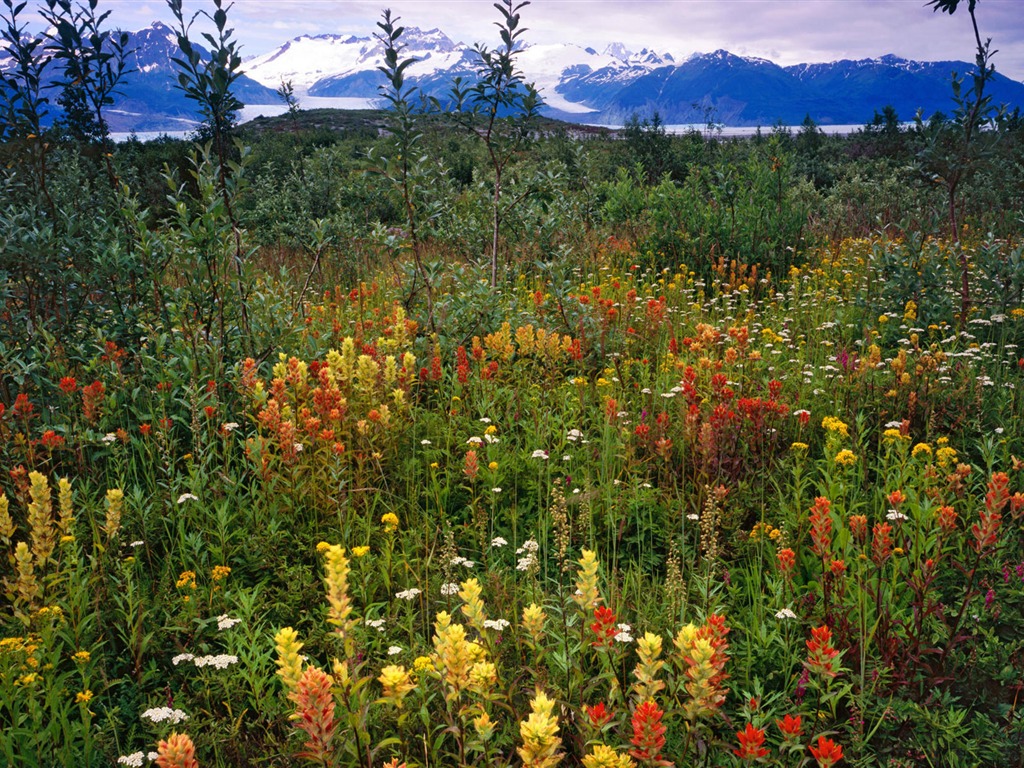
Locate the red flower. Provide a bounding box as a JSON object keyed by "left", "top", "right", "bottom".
{"left": 463, "top": 450, "right": 478, "bottom": 481}
{"left": 733, "top": 722, "right": 769, "bottom": 760}
{"left": 871, "top": 522, "right": 893, "bottom": 567}
{"left": 40, "top": 430, "right": 65, "bottom": 449}
{"left": 809, "top": 735, "right": 843, "bottom": 768}
{"left": 59, "top": 376, "right": 78, "bottom": 395}
{"left": 13, "top": 393, "right": 33, "bottom": 419}
{"left": 139, "top": 423, "right": 152, "bottom": 436}
{"left": 585, "top": 702, "right": 613, "bottom": 727}
{"left": 82, "top": 381, "right": 105, "bottom": 424}
{"left": 829, "top": 559, "right": 847, "bottom": 577}
{"left": 808, "top": 496, "right": 833, "bottom": 560}
{"left": 590, "top": 605, "right": 617, "bottom": 649}
{"left": 887, "top": 489, "right": 906, "bottom": 507}
{"left": 805, "top": 625, "right": 841, "bottom": 679}
{"left": 848, "top": 514, "right": 868, "bottom": 544}
{"left": 629, "top": 700, "right": 668, "bottom": 763}
{"left": 777, "top": 548, "right": 796, "bottom": 577}
{"left": 776, "top": 713, "right": 803, "bottom": 740}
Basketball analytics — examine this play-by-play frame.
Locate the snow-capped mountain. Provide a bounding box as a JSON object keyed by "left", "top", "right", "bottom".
{"left": 4, "top": 20, "right": 1024, "bottom": 131}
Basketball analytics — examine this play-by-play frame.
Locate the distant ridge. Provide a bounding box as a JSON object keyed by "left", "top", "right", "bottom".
{"left": 3, "top": 21, "right": 1022, "bottom": 132}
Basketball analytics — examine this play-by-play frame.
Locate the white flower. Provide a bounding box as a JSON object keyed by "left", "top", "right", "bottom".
{"left": 102, "top": 433, "right": 118, "bottom": 444}
{"left": 467, "top": 436, "right": 484, "bottom": 445}
{"left": 884, "top": 420, "right": 903, "bottom": 429}
{"left": 562, "top": 455, "right": 571, "bottom": 461}
{"left": 193, "top": 654, "right": 239, "bottom": 669}
{"left": 886, "top": 509, "right": 908, "bottom": 522}
{"left": 483, "top": 434, "right": 499, "bottom": 444}
{"left": 516, "top": 539, "right": 539, "bottom": 554}
{"left": 395, "top": 588, "right": 421, "bottom": 600}
{"left": 440, "top": 582, "right": 460, "bottom": 596}
{"left": 451, "top": 556, "right": 468, "bottom": 566}
{"left": 531, "top": 449, "right": 549, "bottom": 459}
{"left": 687, "top": 514, "right": 699, "bottom": 521}
{"left": 118, "top": 753, "right": 146, "bottom": 767}
{"left": 483, "top": 619, "right": 511, "bottom": 631}
{"left": 793, "top": 409, "right": 810, "bottom": 418}
{"left": 176, "top": 493, "right": 198, "bottom": 504}
{"left": 613, "top": 626, "right": 634, "bottom": 643}
{"left": 221, "top": 422, "right": 240, "bottom": 432}
{"left": 516, "top": 555, "right": 537, "bottom": 572}
{"left": 366, "top": 618, "right": 386, "bottom": 631}
{"left": 478, "top": 417, "right": 492, "bottom": 423}
{"left": 141, "top": 707, "right": 189, "bottom": 724}
{"left": 293, "top": 442, "right": 304, "bottom": 452}
{"left": 775, "top": 608, "right": 797, "bottom": 620}
{"left": 147, "top": 754, "right": 159, "bottom": 762}
{"left": 387, "top": 646, "right": 402, "bottom": 656}
{"left": 172, "top": 653, "right": 195, "bottom": 666}
{"left": 217, "top": 614, "right": 242, "bottom": 631}
{"left": 491, "top": 537, "right": 508, "bottom": 548}
{"left": 421, "top": 439, "right": 432, "bottom": 445}
{"left": 491, "top": 487, "right": 502, "bottom": 493}
{"left": 461, "top": 560, "right": 476, "bottom": 568}
{"left": 566, "top": 429, "right": 583, "bottom": 442}
{"left": 129, "top": 540, "right": 144, "bottom": 548}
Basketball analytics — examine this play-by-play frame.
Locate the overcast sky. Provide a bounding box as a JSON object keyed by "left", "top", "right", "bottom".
{"left": 56, "top": 0, "right": 1024, "bottom": 80}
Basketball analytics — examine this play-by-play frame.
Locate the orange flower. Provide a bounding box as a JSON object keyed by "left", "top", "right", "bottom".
{"left": 808, "top": 735, "right": 843, "bottom": 768}
{"left": 777, "top": 548, "right": 796, "bottom": 577}
{"left": 733, "top": 722, "right": 769, "bottom": 760}
{"left": 829, "top": 559, "right": 846, "bottom": 577}
{"left": 848, "top": 515, "right": 867, "bottom": 544}
{"left": 805, "top": 625, "right": 841, "bottom": 679}
{"left": 59, "top": 376, "right": 78, "bottom": 395}
{"left": 808, "top": 497, "right": 832, "bottom": 560}
{"left": 871, "top": 522, "right": 893, "bottom": 567}
{"left": 629, "top": 700, "right": 668, "bottom": 764}
{"left": 585, "top": 702, "right": 613, "bottom": 728}
{"left": 155, "top": 733, "right": 199, "bottom": 768}
{"left": 776, "top": 713, "right": 802, "bottom": 741}
{"left": 463, "top": 450, "right": 479, "bottom": 481}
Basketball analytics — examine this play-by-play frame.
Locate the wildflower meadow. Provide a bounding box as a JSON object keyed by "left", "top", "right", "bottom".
{"left": 3, "top": 1, "right": 1024, "bottom": 766}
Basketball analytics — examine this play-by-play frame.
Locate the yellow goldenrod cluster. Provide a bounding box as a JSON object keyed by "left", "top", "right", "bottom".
{"left": 936, "top": 444, "right": 958, "bottom": 468}
{"left": 211, "top": 565, "right": 231, "bottom": 582}
{"left": 631, "top": 632, "right": 666, "bottom": 703}
{"left": 882, "top": 429, "right": 910, "bottom": 445}
{"left": 573, "top": 549, "right": 600, "bottom": 611}
{"left": 381, "top": 513, "right": 399, "bottom": 534}
{"left": 912, "top": 443, "right": 932, "bottom": 459}
{"left": 176, "top": 571, "right": 197, "bottom": 590}
{"left": 748, "top": 521, "right": 782, "bottom": 542}
{"left": 821, "top": 416, "right": 849, "bottom": 437}
{"left": 583, "top": 744, "right": 636, "bottom": 768}
{"left": 833, "top": 450, "right": 858, "bottom": 467}
{"left": 517, "top": 689, "right": 563, "bottom": 768}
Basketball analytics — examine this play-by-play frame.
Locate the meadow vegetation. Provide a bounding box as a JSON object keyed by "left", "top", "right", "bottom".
{"left": 2, "top": 1, "right": 1024, "bottom": 766}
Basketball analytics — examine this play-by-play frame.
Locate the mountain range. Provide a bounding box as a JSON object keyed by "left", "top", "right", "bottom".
{"left": 3, "top": 20, "right": 1024, "bottom": 133}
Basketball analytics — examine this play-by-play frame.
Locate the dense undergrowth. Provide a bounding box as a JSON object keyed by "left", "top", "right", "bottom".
{"left": 3, "top": 6, "right": 1024, "bottom": 765}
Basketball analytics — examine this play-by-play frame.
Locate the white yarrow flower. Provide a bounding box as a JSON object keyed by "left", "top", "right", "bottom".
{"left": 483, "top": 619, "right": 511, "bottom": 631}
{"left": 217, "top": 615, "right": 242, "bottom": 631}
{"left": 171, "top": 653, "right": 195, "bottom": 666}
{"left": 387, "top": 646, "right": 402, "bottom": 656}
{"left": 141, "top": 707, "right": 189, "bottom": 724}
{"left": 176, "top": 493, "right": 198, "bottom": 504}
{"left": 775, "top": 608, "right": 798, "bottom": 620}
{"left": 395, "top": 588, "right": 421, "bottom": 600}
{"left": 193, "top": 654, "right": 239, "bottom": 669}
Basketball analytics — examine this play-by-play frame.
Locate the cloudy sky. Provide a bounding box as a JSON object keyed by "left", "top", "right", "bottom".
{"left": 58, "top": 0, "right": 1024, "bottom": 80}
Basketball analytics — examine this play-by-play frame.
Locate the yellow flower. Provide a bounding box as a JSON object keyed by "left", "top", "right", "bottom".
{"left": 911, "top": 443, "right": 933, "bottom": 458}
{"left": 378, "top": 664, "right": 415, "bottom": 708}
{"left": 488, "top": 461, "right": 499, "bottom": 471}
{"left": 274, "top": 627, "right": 304, "bottom": 691}
{"left": 76, "top": 689, "right": 93, "bottom": 704}
{"left": 484, "top": 425, "right": 498, "bottom": 435}
{"left": 833, "top": 449, "right": 858, "bottom": 466}
{"left": 176, "top": 570, "right": 197, "bottom": 590}
{"left": 583, "top": 744, "right": 636, "bottom": 768}
{"left": 316, "top": 541, "right": 331, "bottom": 552}
{"left": 412, "top": 655, "right": 436, "bottom": 675}
{"left": 381, "top": 513, "right": 400, "bottom": 533}
{"left": 936, "top": 446, "right": 958, "bottom": 468}
{"left": 72, "top": 650, "right": 91, "bottom": 664}
{"left": 351, "top": 546, "right": 370, "bottom": 558}
{"left": 878, "top": 314, "right": 889, "bottom": 324}
{"left": 430, "top": 462, "right": 439, "bottom": 469}
{"left": 882, "top": 428, "right": 909, "bottom": 444}
{"left": 821, "top": 416, "right": 849, "bottom": 436}
{"left": 518, "top": 689, "right": 562, "bottom": 768}
{"left": 211, "top": 565, "right": 231, "bottom": 582}
{"left": 790, "top": 441, "right": 809, "bottom": 451}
